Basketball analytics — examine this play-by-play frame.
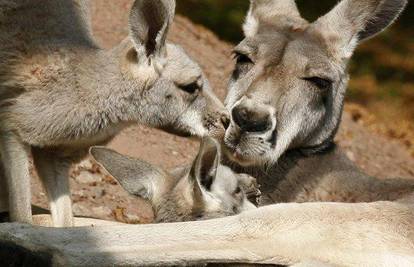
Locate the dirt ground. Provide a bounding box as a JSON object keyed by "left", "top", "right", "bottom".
{"left": 30, "top": 0, "right": 414, "bottom": 223}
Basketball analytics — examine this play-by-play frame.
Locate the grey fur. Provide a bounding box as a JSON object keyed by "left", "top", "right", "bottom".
{"left": 224, "top": 0, "right": 411, "bottom": 207}
{"left": 224, "top": 0, "right": 407, "bottom": 167}
{"left": 0, "top": 0, "right": 228, "bottom": 227}
{"left": 225, "top": 146, "right": 414, "bottom": 207}
{"left": 90, "top": 137, "right": 257, "bottom": 223}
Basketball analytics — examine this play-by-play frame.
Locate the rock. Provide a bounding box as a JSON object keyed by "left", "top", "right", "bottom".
{"left": 77, "top": 159, "right": 93, "bottom": 170}
{"left": 124, "top": 212, "right": 141, "bottom": 224}
{"left": 75, "top": 171, "right": 102, "bottom": 184}
{"left": 92, "top": 206, "right": 112, "bottom": 218}
{"left": 92, "top": 188, "right": 105, "bottom": 198}
{"left": 72, "top": 203, "right": 90, "bottom": 217}
{"left": 346, "top": 151, "right": 356, "bottom": 162}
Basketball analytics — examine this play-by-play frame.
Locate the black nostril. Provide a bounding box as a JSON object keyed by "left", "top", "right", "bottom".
{"left": 221, "top": 114, "right": 230, "bottom": 130}
{"left": 232, "top": 106, "right": 271, "bottom": 133}
{"left": 232, "top": 106, "right": 248, "bottom": 129}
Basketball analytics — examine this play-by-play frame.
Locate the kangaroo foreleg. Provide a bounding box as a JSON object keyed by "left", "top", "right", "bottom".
{"left": 0, "top": 159, "right": 8, "bottom": 213}
{"left": 32, "top": 148, "right": 73, "bottom": 227}
{"left": 0, "top": 132, "right": 32, "bottom": 223}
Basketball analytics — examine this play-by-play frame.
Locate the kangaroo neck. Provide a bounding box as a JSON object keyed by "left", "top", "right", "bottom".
{"left": 88, "top": 48, "right": 150, "bottom": 125}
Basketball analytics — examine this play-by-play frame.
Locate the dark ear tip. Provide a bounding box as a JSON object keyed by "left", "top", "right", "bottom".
{"left": 131, "top": 0, "right": 175, "bottom": 14}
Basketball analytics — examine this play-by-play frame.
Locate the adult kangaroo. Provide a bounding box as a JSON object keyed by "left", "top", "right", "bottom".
{"left": 224, "top": 0, "right": 413, "bottom": 204}
{"left": 0, "top": 0, "right": 229, "bottom": 227}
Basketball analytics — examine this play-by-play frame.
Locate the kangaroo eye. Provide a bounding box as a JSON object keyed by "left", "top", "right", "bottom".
{"left": 233, "top": 51, "right": 253, "bottom": 65}
{"left": 234, "top": 186, "right": 242, "bottom": 195}
{"left": 179, "top": 81, "right": 199, "bottom": 94}
{"left": 303, "top": 77, "right": 333, "bottom": 90}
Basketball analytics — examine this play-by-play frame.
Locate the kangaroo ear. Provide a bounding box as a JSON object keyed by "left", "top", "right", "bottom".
{"left": 311, "top": 0, "right": 407, "bottom": 59}
{"left": 243, "top": 0, "right": 307, "bottom": 37}
{"left": 89, "top": 147, "right": 169, "bottom": 204}
{"left": 186, "top": 137, "right": 220, "bottom": 213}
{"left": 190, "top": 137, "right": 221, "bottom": 191}
{"left": 129, "top": 0, "right": 175, "bottom": 58}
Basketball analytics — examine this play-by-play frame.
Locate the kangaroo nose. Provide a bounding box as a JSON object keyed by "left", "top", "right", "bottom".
{"left": 221, "top": 114, "right": 231, "bottom": 130}
{"left": 232, "top": 105, "right": 271, "bottom": 133}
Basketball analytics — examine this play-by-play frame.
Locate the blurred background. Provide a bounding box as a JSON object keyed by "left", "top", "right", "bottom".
{"left": 177, "top": 0, "right": 414, "bottom": 156}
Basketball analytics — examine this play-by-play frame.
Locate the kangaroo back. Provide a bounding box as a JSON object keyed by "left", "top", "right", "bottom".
{"left": 0, "top": 0, "right": 96, "bottom": 101}
{"left": 0, "top": 0, "right": 94, "bottom": 48}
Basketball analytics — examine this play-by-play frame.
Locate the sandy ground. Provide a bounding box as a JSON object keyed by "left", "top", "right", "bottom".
{"left": 29, "top": 0, "right": 414, "bottom": 223}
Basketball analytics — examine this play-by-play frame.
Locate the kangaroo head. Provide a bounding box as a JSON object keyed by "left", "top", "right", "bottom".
{"left": 117, "top": 0, "right": 229, "bottom": 138}
{"left": 90, "top": 138, "right": 256, "bottom": 223}
{"left": 224, "top": 0, "right": 407, "bottom": 166}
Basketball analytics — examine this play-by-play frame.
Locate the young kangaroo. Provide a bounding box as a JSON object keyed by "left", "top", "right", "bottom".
{"left": 90, "top": 137, "right": 257, "bottom": 223}
{"left": 0, "top": 0, "right": 229, "bottom": 227}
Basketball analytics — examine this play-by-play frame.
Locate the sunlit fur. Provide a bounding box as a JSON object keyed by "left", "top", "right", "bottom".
{"left": 224, "top": 0, "right": 407, "bottom": 167}
{"left": 90, "top": 138, "right": 257, "bottom": 223}
{"left": 1, "top": 2, "right": 413, "bottom": 266}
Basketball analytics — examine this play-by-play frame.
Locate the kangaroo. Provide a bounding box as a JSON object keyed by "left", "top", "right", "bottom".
{"left": 223, "top": 0, "right": 412, "bottom": 203}
{"left": 90, "top": 137, "right": 258, "bottom": 223}
{"left": 0, "top": 0, "right": 229, "bottom": 227}
{"left": 1, "top": 0, "right": 413, "bottom": 266}
{"left": 15, "top": 137, "right": 258, "bottom": 227}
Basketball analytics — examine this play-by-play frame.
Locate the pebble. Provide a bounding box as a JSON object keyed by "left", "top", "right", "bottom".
{"left": 77, "top": 159, "right": 93, "bottom": 170}
{"left": 72, "top": 203, "right": 90, "bottom": 217}
{"left": 124, "top": 212, "right": 141, "bottom": 224}
{"left": 92, "top": 206, "right": 112, "bottom": 218}
{"left": 92, "top": 188, "right": 105, "bottom": 198}
{"left": 75, "top": 171, "right": 102, "bottom": 184}
{"left": 346, "top": 151, "right": 356, "bottom": 162}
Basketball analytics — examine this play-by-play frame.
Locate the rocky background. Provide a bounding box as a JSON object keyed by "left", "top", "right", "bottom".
{"left": 29, "top": 0, "right": 414, "bottom": 223}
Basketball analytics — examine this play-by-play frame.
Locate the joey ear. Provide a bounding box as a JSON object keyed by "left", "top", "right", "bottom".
{"left": 243, "top": 0, "right": 307, "bottom": 37}
{"left": 311, "top": 0, "right": 407, "bottom": 59}
{"left": 89, "top": 147, "right": 169, "bottom": 204}
{"left": 129, "top": 0, "right": 175, "bottom": 58}
{"left": 190, "top": 137, "right": 221, "bottom": 191}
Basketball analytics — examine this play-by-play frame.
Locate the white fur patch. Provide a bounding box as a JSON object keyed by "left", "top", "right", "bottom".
{"left": 243, "top": 8, "right": 259, "bottom": 37}
{"left": 179, "top": 110, "right": 207, "bottom": 137}
{"left": 342, "top": 36, "right": 359, "bottom": 59}
{"left": 129, "top": 63, "right": 159, "bottom": 87}
{"left": 202, "top": 190, "right": 223, "bottom": 213}
{"left": 272, "top": 115, "right": 301, "bottom": 164}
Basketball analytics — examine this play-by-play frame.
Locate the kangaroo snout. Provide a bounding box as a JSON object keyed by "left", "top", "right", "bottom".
{"left": 204, "top": 109, "right": 230, "bottom": 138}
{"left": 231, "top": 103, "right": 272, "bottom": 133}
{"left": 201, "top": 89, "right": 231, "bottom": 137}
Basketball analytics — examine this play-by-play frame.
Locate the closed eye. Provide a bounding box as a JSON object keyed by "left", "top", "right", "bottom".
{"left": 232, "top": 51, "right": 254, "bottom": 80}
{"left": 303, "top": 77, "right": 333, "bottom": 90}
{"left": 233, "top": 186, "right": 242, "bottom": 195}
{"left": 233, "top": 51, "right": 253, "bottom": 65}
